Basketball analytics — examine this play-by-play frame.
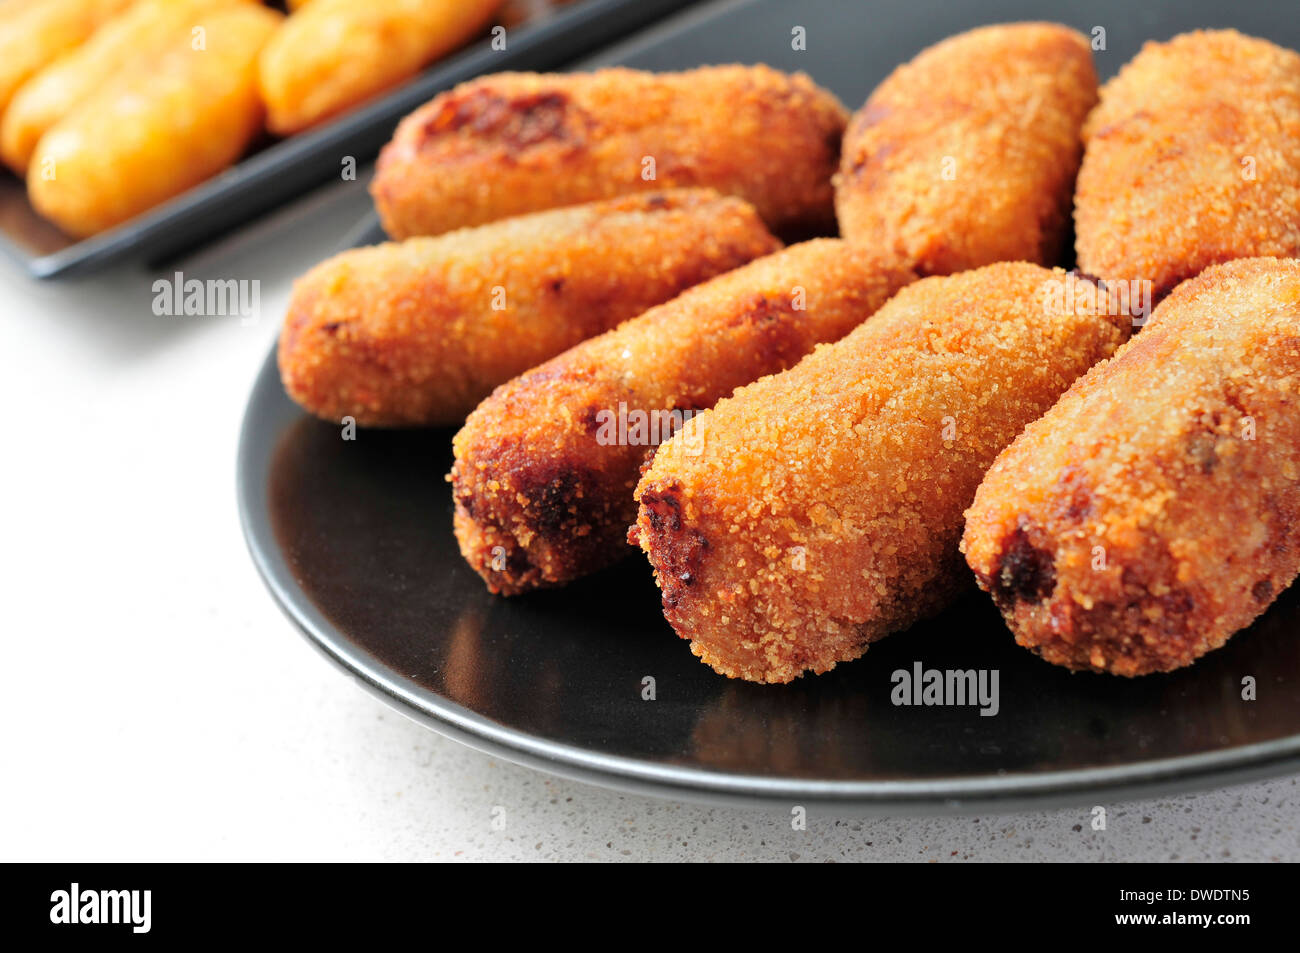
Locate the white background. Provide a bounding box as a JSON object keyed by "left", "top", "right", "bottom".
{"left": 1, "top": 172, "right": 1297, "bottom": 863}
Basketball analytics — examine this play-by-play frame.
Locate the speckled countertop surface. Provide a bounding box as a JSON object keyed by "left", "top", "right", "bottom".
{"left": 285, "top": 692, "right": 1300, "bottom": 862}
{"left": 3, "top": 175, "right": 1297, "bottom": 864}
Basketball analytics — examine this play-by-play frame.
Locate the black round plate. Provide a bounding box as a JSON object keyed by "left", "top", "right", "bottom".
{"left": 237, "top": 0, "right": 1300, "bottom": 811}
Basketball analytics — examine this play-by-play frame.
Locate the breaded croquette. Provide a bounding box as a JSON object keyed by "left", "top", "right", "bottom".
{"left": 1075, "top": 31, "right": 1300, "bottom": 301}
{"left": 962, "top": 258, "right": 1300, "bottom": 676}
{"left": 451, "top": 239, "right": 915, "bottom": 595}
{"left": 259, "top": 0, "right": 503, "bottom": 135}
{"left": 279, "top": 190, "right": 780, "bottom": 427}
{"left": 835, "top": 22, "right": 1097, "bottom": 275}
{"left": 631, "top": 264, "right": 1131, "bottom": 683}
{"left": 372, "top": 66, "right": 847, "bottom": 239}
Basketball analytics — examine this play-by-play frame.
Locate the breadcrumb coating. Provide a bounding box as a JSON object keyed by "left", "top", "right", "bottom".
{"left": 278, "top": 190, "right": 779, "bottom": 427}
{"left": 962, "top": 257, "right": 1300, "bottom": 676}
{"left": 632, "top": 263, "right": 1130, "bottom": 683}
{"left": 1075, "top": 30, "right": 1300, "bottom": 300}
{"left": 372, "top": 66, "right": 847, "bottom": 239}
{"left": 835, "top": 22, "right": 1097, "bottom": 275}
{"left": 451, "top": 240, "right": 915, "bottom": 595}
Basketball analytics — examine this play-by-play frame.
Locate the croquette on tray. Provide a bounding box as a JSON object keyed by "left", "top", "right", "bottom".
{"left": 26, "top": 4, "right": 282, "bottom": 239}
{"left": 0, "top": 0, "right": 135, "bottom": 122}
{"left": 1, "top": 0, "right": 252, "bottom": 175}
{"left": 259, "top": 0, "right": 503, "bottom": 135}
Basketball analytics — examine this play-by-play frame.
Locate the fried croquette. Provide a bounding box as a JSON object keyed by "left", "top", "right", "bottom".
{"left": 1075, "top": 30, "right": 1300, "bottom": 301}
{"left": 631, "top": 264, "right": 1131, "bottom": 683}
{"left": 834, "top": 22, "right": 1097, "bottom": 276}
{"left": 27, "top": 4, "right": 282, "bottom": 238}
{"left": 371, "top": 66, "right": 848, "bottom": 239}
{"left": 962, "top": 257, "right": 1300, "bottom": 676}
{"left": 451, "top": 239, "right": 915, "bottom": 595}
{"left": 279, "top": 190, "right": 781, "bottom": 428}
{"left": 258, "top": 0, "right": 503, "bottom": 135}
{"left": 0, "top": 0, "right": 135, "bottom": 121}
{"left": 2, "top": 0, "right": 254, "bottom": 174}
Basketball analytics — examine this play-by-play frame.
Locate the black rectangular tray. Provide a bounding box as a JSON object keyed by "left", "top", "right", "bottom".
{"left": 0, "top": 0, "right": 697, "bottom": 279}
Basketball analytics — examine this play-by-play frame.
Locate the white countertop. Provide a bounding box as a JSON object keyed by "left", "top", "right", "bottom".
{"left": 3, "top": 174, "right": 1297, "bottom": 863}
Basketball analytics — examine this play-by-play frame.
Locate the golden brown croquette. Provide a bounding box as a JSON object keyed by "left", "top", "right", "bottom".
{"left": 835, "top": 22, "right": 1097, "bottom": 275}
{"left": 631, "top": 263, "right": 1131, "bottom": 684}
{"left": 1075, "top": 30, "right": 1300, "bottom": 301}
{"left": 450, "top": 239, "right": 915, "bottom": 595}
{"left": 371, "top": 66, "right": 847, "bottom": 239}
{"left": 962, "top": 257, "right": 1300, "bottom": 676}
{"left": 278, "top": 190, "right": 780, "bottom": 427}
